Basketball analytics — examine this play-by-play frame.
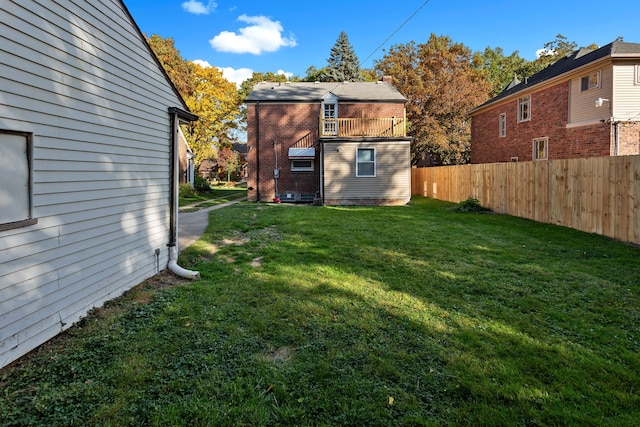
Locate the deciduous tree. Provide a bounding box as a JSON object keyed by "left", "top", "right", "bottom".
{"left": 375, "top": 34, "right": 490, "bottom": 165}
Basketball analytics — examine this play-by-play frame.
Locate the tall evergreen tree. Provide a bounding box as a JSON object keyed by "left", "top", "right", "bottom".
{"left": 325, "top": 32, "right": 364, "bottom": 82}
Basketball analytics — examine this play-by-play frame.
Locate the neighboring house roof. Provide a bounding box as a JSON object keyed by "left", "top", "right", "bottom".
{"left": 245, "top": 81, "right": 407, "bottom": 103}
{"left": 232, "top": 142, "right": 248, "bottom": 154}
{"left": 472, "top": 40, "right": 640, "bottom": 112}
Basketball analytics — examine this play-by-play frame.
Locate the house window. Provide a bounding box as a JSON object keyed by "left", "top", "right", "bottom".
{"left": 0, "top": 130, "right": 37, "bottom": 231}
{"left": 322, "top": 101, "right": 337, "bottom": 135}
{"left": 291, "top": 159, "right": 314, "bottom": 172}
{"left": 356, "top": 147, "right": 376, "bottom": 177}
{"left": 533, "top": 137, "right": 548, "bottom": 160}
{"left": 499, "top": 113, "right": 506, "bottom": 137}
{"left": 581, "top": 71, "right": 600, "bottom": 91}
{"left": 635, "top": 65, "right": 640, "bottom": 85}
{"left": 518, "top": 95, "right": 530, "bottom": 122}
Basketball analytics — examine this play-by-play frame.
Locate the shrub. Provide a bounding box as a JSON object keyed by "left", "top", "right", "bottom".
{"left": 452, "top": 196, "right": 490, "bottom": 213}
{"left": 194, "top": 176, "right": 211, "bottom": 194}
{"left": 179, "top": 183, "right": 197, "bottom": 199}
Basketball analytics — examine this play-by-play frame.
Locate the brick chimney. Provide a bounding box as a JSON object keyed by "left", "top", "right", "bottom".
{"left": 382, "top": 75, "right": 393, "bottom": 84}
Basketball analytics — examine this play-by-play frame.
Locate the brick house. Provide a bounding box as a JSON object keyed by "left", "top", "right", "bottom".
{"left": 470, "top": 40, "right": 640, "bottom": 164}
{"left": 245, "top": 80, "right": 412, "bottom": 205}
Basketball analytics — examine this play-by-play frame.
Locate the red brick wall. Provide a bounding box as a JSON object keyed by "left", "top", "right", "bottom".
{"left": 618, "top": 122, "right": 640, "bottom": 155}
{"left": 247, "top": 103, "right": 321, "bottom": 202}
{"left": 247, "top": 101, "right": 406, "bottom": 202}
{"left": 471, "top": 83, "right": 611, "bottom": 163}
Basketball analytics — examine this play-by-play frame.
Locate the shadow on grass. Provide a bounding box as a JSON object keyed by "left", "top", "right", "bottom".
{"left": 2, "top": 198, "right": 638, "bottom": 426}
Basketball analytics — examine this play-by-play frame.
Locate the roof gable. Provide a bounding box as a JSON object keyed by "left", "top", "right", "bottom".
{"left": 474, "top": 40, "right": 640, "bottom": 111}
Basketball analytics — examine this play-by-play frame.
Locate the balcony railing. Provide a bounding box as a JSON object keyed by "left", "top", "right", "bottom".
{"left": 320, "top": 117, "right": 406, "bottom": 138}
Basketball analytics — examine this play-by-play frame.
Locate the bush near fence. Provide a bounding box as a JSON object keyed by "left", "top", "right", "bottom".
{"left": 411, "top": 155, "right": 640, "bottom": 245}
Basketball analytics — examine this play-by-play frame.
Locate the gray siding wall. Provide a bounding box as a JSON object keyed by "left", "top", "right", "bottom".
{"left": 1, "top": 0, "right": 183, "bottom": 367}
{"left": 323, "top": 140, "right": 410, "bottom": 204}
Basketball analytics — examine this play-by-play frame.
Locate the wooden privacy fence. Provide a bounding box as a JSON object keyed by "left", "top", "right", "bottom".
{"left": 411, "top": 155, "right": 640, "bottom": 245}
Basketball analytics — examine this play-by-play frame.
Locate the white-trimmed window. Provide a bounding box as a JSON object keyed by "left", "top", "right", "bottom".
{"left": 356, "top": 147, "right": 376, "bottom": 177}
{"left": 322, "top": 96, "right": 338, "bottom": 136}
{"left": 635, "top": 65, "right": 640, "bottom": 85}
{"left": 518, "top": 95, "right": 531, "bottom": 122}
{"left": 581, "top": 71, "right": 600, "bottom": 91}
{"left": 533, "top": 137, "right": 548, "bottom": 160}
{"left": 291, "top": 159, "right": 314, "bottom": 172}
{"left": 499, "top": 113, "right": 506, "bottom": 137}
{"left": 1, "top": 130, "right": 37, "bottom": 231}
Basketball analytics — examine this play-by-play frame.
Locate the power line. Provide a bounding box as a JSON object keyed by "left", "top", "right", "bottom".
{"left": 359, "top": 0, "right": 432, "bottom": 68}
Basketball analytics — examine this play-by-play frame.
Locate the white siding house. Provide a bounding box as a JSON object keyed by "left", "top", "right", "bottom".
{"left": 0, "top": 0, "right": 196, "bottom": 368}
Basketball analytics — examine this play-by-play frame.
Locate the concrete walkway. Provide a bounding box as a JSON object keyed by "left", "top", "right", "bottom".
{"left": 177, "top": 197, "right": 247, "bottom": 252}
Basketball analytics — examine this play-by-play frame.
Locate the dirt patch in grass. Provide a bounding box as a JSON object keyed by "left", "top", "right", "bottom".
{"left": 259, "top": 345, "right": 294, "bottom": 365}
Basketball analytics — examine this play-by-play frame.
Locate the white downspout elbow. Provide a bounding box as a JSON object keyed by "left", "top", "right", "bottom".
{"left": 168, "top": 246, "right": 200, "bottom": 280}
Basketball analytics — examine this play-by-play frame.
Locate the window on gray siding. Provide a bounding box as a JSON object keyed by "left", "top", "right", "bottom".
{"left": 0, "top": 130, "right": 37, "bottom": 231}
{"left": 356, "top": 148, "right": 376, "bottom": 177}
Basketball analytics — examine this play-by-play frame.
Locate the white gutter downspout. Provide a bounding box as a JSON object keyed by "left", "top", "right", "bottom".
{"left": 168, "top": 108, "right": 200, "bottom": 280}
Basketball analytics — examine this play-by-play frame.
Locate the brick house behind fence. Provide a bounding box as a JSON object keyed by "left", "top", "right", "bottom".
{"left": 470, "top": 40, "right": 640, "bottom": 164}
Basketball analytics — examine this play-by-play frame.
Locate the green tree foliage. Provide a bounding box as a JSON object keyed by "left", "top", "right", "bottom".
{"left": 147, "top": 35, "right": 241, "bottom": 168}
{"left": 375, "top": 34, "right": 491, "bottom": 165}
{"left": 473, "top": 47, "right": 529, "bottom": 97}
{"left": 325, "top": 32, "right": 364, "bottom": 82}
{"left": 217, "top": 146, "right": 241, "bottom": 182}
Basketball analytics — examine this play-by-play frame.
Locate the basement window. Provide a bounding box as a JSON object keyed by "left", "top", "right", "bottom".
{"left": 291, "top": 159, "right": 314, "bottom": 172}
{"left": 0, "top": 130, "right": 37, "bottom": 231}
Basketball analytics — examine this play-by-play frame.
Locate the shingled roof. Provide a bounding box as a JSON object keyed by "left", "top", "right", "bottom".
{"left": 245, "top": 81, "right": 407, "bottom": 103}
{"left": 473, "top": 40, "right": 640, "bottom": 111}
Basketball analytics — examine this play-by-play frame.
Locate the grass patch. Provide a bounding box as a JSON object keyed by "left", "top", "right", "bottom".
{"left": 2, "top": 197, "right": 639, "bottom": 426}
{"left": 179, "top": 186, "right": 246, "bottom": 208}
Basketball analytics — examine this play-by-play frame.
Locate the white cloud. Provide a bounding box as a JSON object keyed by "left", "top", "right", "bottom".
{"left": 209, "top": 15, "right": 296, "bottom": 55}
{"left": 220, "top": 67, "right": 255, "bottom": 87}
{"left": 193, "top": 59, "right": 213, "bottom": 68}
{"left": 182, "top": 0, "right": 216, "bottom": 15}
{"left": 277, "top": 69, "right": 293, "bottom": 79}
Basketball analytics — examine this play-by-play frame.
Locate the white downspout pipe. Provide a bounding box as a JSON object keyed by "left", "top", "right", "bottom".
{"left": 168, "top": 108, "right": 200, "bottom": 280}
{"left": 168, "top": 246, "right": 200, "bottom": 279}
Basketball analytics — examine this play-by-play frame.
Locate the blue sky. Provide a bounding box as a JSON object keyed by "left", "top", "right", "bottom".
{"left": 124, "top": 0, "right": 640, "bottom": 86}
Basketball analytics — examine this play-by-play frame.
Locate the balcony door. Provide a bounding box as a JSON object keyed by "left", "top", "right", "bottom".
{"left": 322, "top": 94, "right": 338, "bottom": 136}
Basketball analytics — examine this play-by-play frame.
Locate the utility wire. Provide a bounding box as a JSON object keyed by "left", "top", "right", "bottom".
{"left": 359, "top": 0, "right": 432, "bottom": 68}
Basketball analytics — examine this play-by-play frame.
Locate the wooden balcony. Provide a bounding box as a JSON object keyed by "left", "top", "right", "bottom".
{"left": 320, "top": 117, "right": 406, "bottom": 138}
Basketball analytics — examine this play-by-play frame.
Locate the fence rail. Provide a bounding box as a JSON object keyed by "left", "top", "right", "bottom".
{"left": 320, "top": 117, "right": 405, "bottom": 138}
{"left": 411, "top": 155, "right": 640, "bottom": 245}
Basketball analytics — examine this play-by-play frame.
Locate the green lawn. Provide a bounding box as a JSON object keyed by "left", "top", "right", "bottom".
{"left": 179, "top": 185, "right": 246, "bottom": 208}
{"left": 2, "top": 197, "right": 639, "bottom": 426}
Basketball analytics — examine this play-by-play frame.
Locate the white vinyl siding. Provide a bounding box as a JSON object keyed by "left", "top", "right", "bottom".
{"left": 569, "top": 66, "right": 613, "bottom": 124}
{"left": 0, "top": 0, "right": 184, "bottom": 368}
{"left": 323, "top": 140, "right": 410, "bottom": 203}
{"left": 612, "top": 63, "right": 640, "bottom": 120}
